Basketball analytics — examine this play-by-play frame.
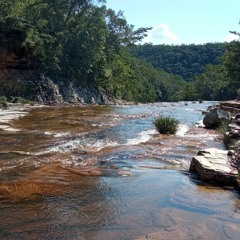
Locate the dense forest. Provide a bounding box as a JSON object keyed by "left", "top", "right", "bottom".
{"left": 0, "top": 0, "right": 239, "bottom": 102}
{"left": 128, "top": 43, "right": 227, "bottom": 82}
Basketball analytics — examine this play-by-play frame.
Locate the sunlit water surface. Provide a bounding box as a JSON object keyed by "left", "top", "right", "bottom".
{"left": 0, "top": 102, "right": 240, "bottom": 240}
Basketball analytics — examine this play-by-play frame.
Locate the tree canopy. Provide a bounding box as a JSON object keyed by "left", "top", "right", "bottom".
{"left": 1, "top": 1, "right": 239, "bottom": 103}
{"left": 128, "top": 43, "right": 227, "bottom": 82}
{"left": 223, "top": 40, "right": 240, "bottom": 98}
{"left": 0, "top": 0, "right": 188, "bottom": 102}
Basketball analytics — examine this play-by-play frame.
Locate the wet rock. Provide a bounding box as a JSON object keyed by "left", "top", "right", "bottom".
{"left": 226, "top": 124, "right": 240, "bottom": 143}
{"left": 222, "top": 223, "right": 240, "bottom": 240}
{"left": 235, "top": 119, "right": 240, "bottom": 126}
{"left": 220, "top": 101, "right": 240, "bottom": 112}
{"left": 235, "top": 113, "right": 240, "bottom": 118}
{"left": 228, "top": 150, "right": 235, "bottom": 156}
{"left": 224, "top": 120, "right": 240, "bottom": 170}
{"left": 136, "top": 211, "right": 224, "bottom": 240}
{"left": 203, "top": 108, "right": 231, "bottom": 129}
{"left": 189, "top": 148, "right": 239, "bottom": 186}
{"left": 195, "top": 120, "right": 205, "bottom": 128}
{"left": 0, "top": 181, "right": 67, "bottom": 200}
{"left": 227, "top": 129, "right": 240, "bottom": 139}
{"left": 66, "top": 166, "right": 105, "bottom": 176}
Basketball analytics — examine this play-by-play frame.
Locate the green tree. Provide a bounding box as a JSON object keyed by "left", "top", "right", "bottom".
{"left": 128, "top": 43, "right": 227, "bottom": 82}
{"left": 179, "top": 84, "right": 198, "bottom": 101}
{"left": 223, "top": 40, "right": 240, "bottom": 98}
{"left": 192, "top": 64, "right": 229, "bottom": 100}
{"left": 0, "top": 0, "right": 188, "bottom": 103}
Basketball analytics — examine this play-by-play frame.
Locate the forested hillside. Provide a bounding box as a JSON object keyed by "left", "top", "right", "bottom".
{"left": 127, "top": 41, "right": 240, "bottom": 101}
{"left": 0, "top": 0, "right": 188, "bottom": 103}
{"left": 128, "top": 43, "right": 228, "bottom": 82}
{"left": 0, "top": 0, "right": 239, "bottom": 103}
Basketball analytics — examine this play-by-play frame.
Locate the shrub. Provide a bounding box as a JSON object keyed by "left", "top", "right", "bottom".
{"left": 153, "top": 116, "right": 179, "bottom": 134}
{"left": 10, "top": 96, "right": 34, "bottom": 105}
{"left": 0, "top": 96, "right": 8, "bottom": 109}
{"left": 217, "top": 119, "right": 231, "bottom": 134}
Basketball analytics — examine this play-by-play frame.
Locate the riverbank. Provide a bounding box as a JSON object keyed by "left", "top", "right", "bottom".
{"left": 189, "top": 101, "right": 240, "bottom": 188}
{"left": 0, "top": 103, "right": 49, "bottom": 131}
{"left": 0, "top": 104, "right": 30, "bottom": 131}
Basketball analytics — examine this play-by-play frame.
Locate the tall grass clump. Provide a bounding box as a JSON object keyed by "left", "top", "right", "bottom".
{"left": 153, "top": 116, "right": 180, "bottom": 134}
{"left": 217, "top": 119, "right": 231, "bottom": 135}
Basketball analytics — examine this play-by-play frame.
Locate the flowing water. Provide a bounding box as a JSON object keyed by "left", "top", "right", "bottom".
{"left": 0, "top": 102, "right": 240, "bottom": 240}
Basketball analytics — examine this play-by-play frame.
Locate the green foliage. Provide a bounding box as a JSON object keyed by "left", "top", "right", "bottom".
{"left": 97, "top": 47, "right": 187, "bottom": 102}
{"left": 128, "top": 40, "right": 240, "bottom": 101}
{"left": 178, "top": 84, "right": 198, "bottom": 101}
{"left": 223, "top": 40, "right": 240, "bottom": 99}
{"left": 0, "top": 0, "right": 152, "bottom": 88}
{"left": 153, "top": 116, "right": 180, "bottom": 134}
{"left": 10, "top": 97, "right": 35, "bottom": 105}
{"left": 217, "top": 119, "right": 231, "bottom": 135}
{"left": 105, "top": 8, "right": 152, "bottom": 47}
{"left": 191, "top": 64, "right": 229, "bottom": 101}
{"left": 128, "top": 43, "right": 227, "bottom": 82}
{"left": 0, "top": 96, "right": 8, "bottom": 109}
{"left": 2, "top": 1, "right": 235, "bottom": 103}
{"left": 0, "top": 96, "right": 34, "bottom": 109}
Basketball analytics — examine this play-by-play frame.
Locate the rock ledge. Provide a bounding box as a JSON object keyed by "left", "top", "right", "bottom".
{"left": 190, "top": 148, "right": 239, "bottom": 186}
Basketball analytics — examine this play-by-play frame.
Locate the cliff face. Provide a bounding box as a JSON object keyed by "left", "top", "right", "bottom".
{"left": 0, "top": 28, "right": 34, "bottom": 99}
{"left": 0, "top": 28, "right": 30, "bottom": 69}
{"left": 0, "top": 28, "right": 108, "bottom": 104}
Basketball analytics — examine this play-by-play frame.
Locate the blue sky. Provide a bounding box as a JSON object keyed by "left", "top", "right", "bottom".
{"left": 106, "top": 0, "right": 240, "bottom": 45}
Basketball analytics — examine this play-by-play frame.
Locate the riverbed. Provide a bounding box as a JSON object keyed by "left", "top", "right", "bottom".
{"left": 0, "top": 102, "right": 240, "bottom": 239}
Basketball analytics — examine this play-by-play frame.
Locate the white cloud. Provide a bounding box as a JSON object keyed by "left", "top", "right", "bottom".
{"left": 142, "top": 23, "right": 181, "bottom": 45}
{"left": 224, "top": 33, "right": 239, "bottom": 42}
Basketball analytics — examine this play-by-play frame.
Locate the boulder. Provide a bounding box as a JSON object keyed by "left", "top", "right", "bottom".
{"left": 224, "top": 121, "right": 240, "bottom": 170}
{"left": 189, "top": 148, "right": 239, "bottom": 186}
{"left": 203, "top": 108, "right": 231, "bottom": 128}
{"left": 226, "top": 124, "right": 240, "bottom": 139}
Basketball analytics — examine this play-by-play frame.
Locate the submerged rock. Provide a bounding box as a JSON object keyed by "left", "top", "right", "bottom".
{"left": 189, "top": 148, "right": 239, "bottom": 187}
{"left": 0, "top": 181, "right": 67, "bottom": 201}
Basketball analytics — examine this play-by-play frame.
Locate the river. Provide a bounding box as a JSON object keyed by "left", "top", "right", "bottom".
{"left": 0, "top": 102, "right": 240, "bottom": 240}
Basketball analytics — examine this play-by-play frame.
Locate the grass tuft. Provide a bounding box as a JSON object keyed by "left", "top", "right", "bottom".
{"left": 153, "top": 116, "right": 179, "bottom": 134}
{"left": 217, "top": 119, "right": 231, "bottom": 134}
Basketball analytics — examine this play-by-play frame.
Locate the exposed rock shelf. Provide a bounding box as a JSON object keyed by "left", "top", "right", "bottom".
{"left": 220, "top": 101, "right": 240, "bottom": 112}
{"left": 0, "top": 28, "right": 111, "bottom": 105}
{"left": 190, "top": 101, "right": 240, "bottom": 188}
{"left": 190, "top": 148, "right": 239, "bottom": 187}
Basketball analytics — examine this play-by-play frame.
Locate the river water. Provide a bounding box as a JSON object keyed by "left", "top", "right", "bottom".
{"left": 0, "top": 102, "right": 240, "bottom": 240}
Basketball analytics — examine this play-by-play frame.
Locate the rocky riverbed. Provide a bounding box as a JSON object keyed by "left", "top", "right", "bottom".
{"left": 190, "top": 101, "right": 240, "bottom": 188}
{"left": 0, "top": 104, "right": 32, "bottom": 131}
{"left": 1, "top": 101, "right": 240, "bottom": 240}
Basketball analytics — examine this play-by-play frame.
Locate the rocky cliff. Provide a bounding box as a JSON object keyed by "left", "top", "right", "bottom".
{"left": 0, "top": 28, "right": 30, "bottom": 69}
{"left": 0, "top": 28, "right": 109, "bottom": 104}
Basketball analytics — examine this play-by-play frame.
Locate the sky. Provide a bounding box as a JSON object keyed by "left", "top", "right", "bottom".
{"left": 105, "top": 0, "right": 240, "bottom": 45}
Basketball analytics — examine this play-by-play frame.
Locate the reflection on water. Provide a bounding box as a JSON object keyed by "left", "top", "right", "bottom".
{"left": 0, "top": 102, "right": 240, "bottom": 239}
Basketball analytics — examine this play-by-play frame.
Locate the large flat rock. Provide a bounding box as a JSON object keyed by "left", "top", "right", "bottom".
{"left": 220, "top": 101, "right": 240, "bottom": 112}
{"left": 190, "top": 148, "right": 239, "bottom": 186}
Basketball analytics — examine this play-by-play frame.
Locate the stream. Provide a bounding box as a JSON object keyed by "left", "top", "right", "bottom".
{"left": 0, "top": 101, "right": 240, "bottom": 240}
